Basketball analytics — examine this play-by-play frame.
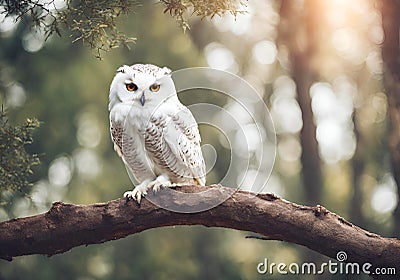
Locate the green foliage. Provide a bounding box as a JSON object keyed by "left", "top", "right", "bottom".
{"left": 162, "top": 0, "right": 246, "bottom": 29}
{"left": 0, "top": 110, "right": 40, "bottom": 198}
{"left": 0, "top": 0, "right": 137, "bottom": 58}
{"left": 0, "top": 0, "right": 58, "bottom": 37}
{"left": 0, "top": 0, "right": 245, "bottom": 57}
{"left": 58, "top": 0, "right": 138, "bottom": 58}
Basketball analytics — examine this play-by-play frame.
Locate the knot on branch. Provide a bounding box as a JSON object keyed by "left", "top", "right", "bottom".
{"left": 313, "top": 204, "right": 328, "bottom": 217}
{"left": 256, "top": 193, "right": 280, "bottom": 201}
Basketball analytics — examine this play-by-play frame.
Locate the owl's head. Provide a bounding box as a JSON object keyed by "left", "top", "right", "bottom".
{"left": 109, "top": 64, "right": 175, "bottom": 110}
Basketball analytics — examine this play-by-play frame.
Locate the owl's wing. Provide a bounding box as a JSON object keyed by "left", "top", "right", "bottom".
{"left": 163, "top": 106, "right": 206, "bottom": 186}
{"left": 110, "top": 120, "right": 123, "bottom": 157}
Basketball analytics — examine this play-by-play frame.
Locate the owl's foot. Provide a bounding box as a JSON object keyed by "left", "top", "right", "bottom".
{"left": 123, "top": 179, "right": 151, "bottom": 204}
{"left": 123, "top": 176, "right": 177, "bottom": 204}
{"left": 148, "top": 174, "right": 176, "bottom": 193}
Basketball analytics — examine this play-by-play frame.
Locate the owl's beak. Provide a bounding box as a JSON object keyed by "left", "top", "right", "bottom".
{"left": 140, "top": 92, "right": 145, "bottom": 106}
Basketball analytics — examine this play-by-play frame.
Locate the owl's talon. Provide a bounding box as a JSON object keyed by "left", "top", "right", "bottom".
{"left": 123, "top": 189, "right": 144, "bottom": 204}
{"left": 152, "top": 184, "right": 162, "bottom": 193}
{"left": 123, "top": 191, "right": 133, "bottom": 199}
{"left": 149, "top": 174, "right": 175, "bottom": 194}
{"left": 136, "top": 193, "right": 141, "bottom": 204}
{"left": 123, "top": 176, "right": 181, "bottom": 204}
{"left": 123, "top": 179, "right": 152, "bottom": 204}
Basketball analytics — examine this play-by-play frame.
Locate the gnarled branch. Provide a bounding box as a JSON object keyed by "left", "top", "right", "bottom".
{"left": 0, "top": 185, "right": 399, "bottom": 278}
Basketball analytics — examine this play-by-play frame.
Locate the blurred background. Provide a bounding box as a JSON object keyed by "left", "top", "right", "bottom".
{"left": 0, "top": 0, "right": 398, "bottom": 279}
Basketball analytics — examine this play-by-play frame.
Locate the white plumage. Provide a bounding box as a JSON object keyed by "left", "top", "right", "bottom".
{"left": 108, "top": 63, "right": 206, "bottom": 203}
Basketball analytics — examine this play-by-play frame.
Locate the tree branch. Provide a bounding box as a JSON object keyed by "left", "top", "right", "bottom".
{"left": 0, "top": 185, "right": 399, "bottom": 277}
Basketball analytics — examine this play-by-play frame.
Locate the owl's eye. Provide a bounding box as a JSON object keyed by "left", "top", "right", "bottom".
{"left": 149, "top": 83, "right": 160, "bottom": 92}
{"left": 126, "top": 83, "right": 138, "bottom": 91}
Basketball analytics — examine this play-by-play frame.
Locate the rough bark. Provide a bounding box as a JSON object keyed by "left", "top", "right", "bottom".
{"left": 380, "top": 0, "right": 400, "bottom": 237}
{"left": 0, "top": 185, "right": 399, "bottom": 279}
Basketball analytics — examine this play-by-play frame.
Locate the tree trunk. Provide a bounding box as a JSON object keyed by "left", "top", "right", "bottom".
{"left": 279, "top": 0, "right": 323, "bottom": 206}
{"left": 350, "top": 107, "right": 366, "bottom": 226}
{"left": 380, "top": 0, "right": 400, "bottom": 237}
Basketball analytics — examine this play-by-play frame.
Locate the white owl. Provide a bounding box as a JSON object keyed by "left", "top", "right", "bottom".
{"left": 108, "top": 63, "right": 206, "bottom": 203}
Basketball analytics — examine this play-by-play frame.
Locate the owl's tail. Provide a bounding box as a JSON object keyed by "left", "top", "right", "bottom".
{"left": 194, "top": 177, "right": 206, "bottom": 186}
